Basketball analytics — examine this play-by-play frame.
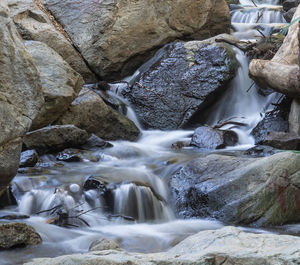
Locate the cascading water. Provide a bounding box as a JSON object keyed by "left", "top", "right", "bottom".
{"left": 0, "top": 1, "right": 292, "bottom": 264}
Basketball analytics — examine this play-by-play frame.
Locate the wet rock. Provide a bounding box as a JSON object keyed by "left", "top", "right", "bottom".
{"left": 289, "top": 98, "right": 300, "bottom": 135}
{"left": 42, "top": 0, "right": 230, "bottom": 80}
{"left": 56, "top": 149, "right": 100, "bottom": 162}
{"left": 283, "top": 0, "right": 300, "bottom": 12}
{"left": 83, "top": 176, "right": 107, "bottom": 194}
{"left": 24, "top": 226, "right": 300, "bottom": 265}
{"left": 25, "top": 41, "right": 84, "bottom": 130}
{"left": 0, "top": 222, "right": 42, "bottom": 249}
{"left": 89, "top": 238, "right": 121, "bottom": 252}
{"left": 169, "top": 152, "right": 300, "bottom": 226}
{"left": 19, "top": 150, "right": 39, "bottom": 168}
{"left": 23, "top": 125, "right": 89, "bottom": 154}
{"left": 244, "top": 145, "right": 278, "bottom": 157}
{"left": 283, "top": 7, "right": 297, "bottom": 22}
{"left": 0, "top": 214, "right": 30, "bottom": 220}
{"left": 0, "top": 1, "right": 43, "bottom": 194}
{"left": 260, "top": 131, "right": 300, "bottom": 150}
{"left": 7, "top": 0, "right": 96, "bottom": 82}
{"left": 0, "top": 186, "right": 17, "bottom": 209}
{"left": 56, "top": 151, "right": 81, "bottom": 162}
{"left": 57, "top": 88, "right": 140, "bottom": 141}
{"left": 190, "top": 126, "right": 238, "bottom": 149}
{"left": 80, "top": 134, "right": 113, "bottom": 150}
{"left": 123, "top": 36, "right": 238, "bottom": 130}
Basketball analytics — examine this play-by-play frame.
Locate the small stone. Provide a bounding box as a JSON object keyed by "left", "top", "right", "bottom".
{"left": 89, "top": 238, "right": 121, "bottom": 252}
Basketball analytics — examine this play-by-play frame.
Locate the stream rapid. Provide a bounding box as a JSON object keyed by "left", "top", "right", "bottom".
{"left": 1, "top": 1, "right": 298, "bottom": 264}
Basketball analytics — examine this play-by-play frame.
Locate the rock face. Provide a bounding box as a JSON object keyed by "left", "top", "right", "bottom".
{"left": 23, "top": 125, "right": 89, "bottom": 154}
{"left": 24, "top": 226, "right": 300, "bottom": 265}
{"left": 57, "top": 88, "right": 140, "bottom": 141}
{"left": 170, "top": 152, "right": 300, "bottom": 226}
{"left": 89, "top": 238, "right": 121, "bottom": 252}
{"left": 0, "top": 222, "right": 42, "bottom": 249}
{"left": 42, "top": 0, "right": 231, "bottom": 80}
{"left": 8, "top": 0, "right": 96, "bottom": 82}
{"left": 0, "top": 1, "right": 43, "bottom": 193}
{"left": 190, "top": 126, "right": 238, "bottom": 149}
{"left": 25, "top": 41, "right": 84, "bottom": 130}
{"left": 123, "top": 37, "right": 237, "bottom": 130}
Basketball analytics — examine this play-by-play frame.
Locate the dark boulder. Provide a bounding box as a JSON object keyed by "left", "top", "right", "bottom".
{"left": 123, "top": 36, "right": 238, "bottom": 130}
{"left": 283, "top": 7, "right": 297, "bottom": 22}
{"left": 190, "top": 126, "right": 238, "bottom": 149}
{"left": 260, "top": 131, "right": 300, "bottom": 150}
{"left": 80, "top": 134, "right": 113, "bottom": 150}
{"left": 19, "top": 150, "right": 39, "bottom": 168}
{"left": 283, "top": 0, "right": 300, "bottom": 12}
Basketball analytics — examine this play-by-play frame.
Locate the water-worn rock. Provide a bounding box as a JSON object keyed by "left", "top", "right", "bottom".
{"left": 80, "top": 134, "right": 113, "bottom": 150}
{"left": 8, "top": 0, "right": 96, "bottom": 82}
{"left": 19, "top": 150, "right": 39, "bottom": 167}
{"left": 42, "top": 0, "right": 230, "bottom": 80}
{"left": 190, "top": 126, "right": 238, "bottom": 149}
{"left": 89, "top": 238, "right": 121, "bottom": 252}
{"left": 24, "top": 226, "right": 300, "bottom": 265}
{"left": 123, "top": 36, "right": 237, "bottom": 130}
{"left": 23, "top": 125, "right": 89, "bottom": 154}
{"left": 0, "top": 222, "right": 42, "bottom": 249}
{"left": 24, "top": 41, "right": 84, "bottom": 130}
{"left": 0, "top": 1, "right": 43, "bottom": 194}
{"left": 170, "top": 152, "right": 300, "bottom": 226}
{"left": 56, "top": 149, "right": 100, "bottom": 163}
{"left": 57, "top": 88, "right": 140, "bottom": 141}
{"left": 260, "top": 131, "right": 300, "bottom": 150}
{"left": 244, "top": 145, "right": 278, "bottom": 157}
{"left": 283, "top": 7, "right": 297, "bottom": 22}
{"left": 289, "top": 98, "right": 300, "bottom": 134}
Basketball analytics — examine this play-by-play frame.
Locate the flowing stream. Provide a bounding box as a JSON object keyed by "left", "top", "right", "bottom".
{"left": 0, "top": 1, "right": 296, "bottom": 264}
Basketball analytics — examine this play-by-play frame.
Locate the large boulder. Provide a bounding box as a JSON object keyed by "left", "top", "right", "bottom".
{"left": 24, "top": 226, "right": 300, "bottom": 265}
{"left": 289, "top": 98, "right": 300, "bottom": 135}
{"left": 170, "top": 152, "right": 300, "bottom": 226}
{"left": 260, "top": 131, "right": 300, "bottom": 150}
{"left": 25, "top": 41, "right": 84, "bottom": 130}
{"left": 123, "top": 36, "right": 238, "bottom": 130}
{"left": 7, "top": 0, "right": 96, "bottom": 82}
{"left": 0, "top": 222, "right": 42, "bottom": 249}
{"left": 57, "top": 88, "right": 140, "bottom": 141}
{"left": 0, "top": 0, "right": 43, "bottom": 193}
{"left": 42, "top": 0, "right": 231, "bottom": 80}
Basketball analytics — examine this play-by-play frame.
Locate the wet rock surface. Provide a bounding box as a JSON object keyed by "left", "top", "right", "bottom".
{"left": 123, "top": 37, "right": 237, "bottom": 130}
{"left": 169, "top": 152, "right": 300, "bottom": 226}
{"left": 19, "top": 150, "right": 39, "bottom": 168}
{"left": 42, "top": 0, "right": 230, "bottom": 80}
{"left": 24, "top": 226, "right": 300, "bottom": 265}
{"left": 89, "top": 238, "right": 121, "bottom": 252}
{"left": 0, "top": 222, "right": 42, "bottom": 249}
{"left": 260, "top": 131, "right": 300, "bottom": 150}
{"left": 190, "top": 126, "right": 238, "bottom": 149}
{"left": 23, "top": 125, "right": 89, "bottom": 154}
{"left": 80, "top": 134, "right": 113, "bottom": 150}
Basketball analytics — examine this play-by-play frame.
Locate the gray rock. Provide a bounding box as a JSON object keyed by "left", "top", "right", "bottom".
{"left": 123, "top": 36, "right": 238, "bottom": 130}
{"left": 0, "top": 0, "right": 43, "bottom": 194}
{"left": 56, "top": 148, "right": 100, "bottom": 163}
{"left": 57, "top": 88, "right": 140, "bottom": 141}
{"left": 244, "top": 145, "right": 278, "bottom": 157}
{"left": 19, "top": 149, "right": 39, "bottom": 167}
{"left": 42, "top": 0, "right": 231, "bottom": 80}
{"left": 169, "top": 152, "right": 300, "bottom": 226}
{"left": 0, "top": 222, "right": 42, "bottom": 249}
{"left": 23, "top": 125, "right": 89, "bottom": 154}
{"left": 89, "top": 238, "right": 121, "bottom": 252}
{"left": 24, "top": 41, "right": 84, "bottom": 130}
{"left": 24, "top": 226, "right": 300, "bottom": 265}
{"left": 283, "top": 0, "right": 300, "bottom": 12}
{"left": 80, "top": 134, "right": 113, "bottom": 150}
{"left": 260, "top": 131, "right": 300, "bottom": 150}
{"left": 190, "top": 126, "right": 238, "bottom": 149}
{"left": 283, "top": 7, "right": 297, "bottom": 22}
{"left": 8, "top": 0, "right": 96, "bottom": 82}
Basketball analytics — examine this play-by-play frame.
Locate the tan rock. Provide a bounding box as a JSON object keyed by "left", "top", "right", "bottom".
{"left": 289, "top": 98, "right": 300, "bottom": 134}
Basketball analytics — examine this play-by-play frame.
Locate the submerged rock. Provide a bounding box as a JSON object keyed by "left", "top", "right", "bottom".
{"left": 0, "top": 222, "right": 42, "bottom": 249}
{"left": 23, "top": 125, "right": 89, "bottom": 154}
{"left": 170, "top": 152, "right": 300, "bottom": 226}
{"left": 42, "top": 0, "right": 231, "bottom": 80}
{"left": 57, "top": 88, "right": 140, "bottom": 141}
{"left": 0, "top": 1, "right": 43, "bottom": 194}
{"left": 190, "top": 126, "right": 238, "bottom": 149}
{"left": 123, "top": 36, "right": 238, "bottom": 130}
{"left": 24, "top": 226, "right": 300, "bottom": 265}
{"left": 25, "top": 41, "right": 84, "bottom": 130}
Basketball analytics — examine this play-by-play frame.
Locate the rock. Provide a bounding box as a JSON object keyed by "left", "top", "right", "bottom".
{"left": 283, "top": 7, "right": 297, "bottom": 22}
{"left": 19, "top": 150, "right": 39, "bottom": 167}
{"left": 0, "top": 214, "right": 29, "bottom": 220}
{"left": 0, "top": 186, "right": 17, "bottom": 209}
{"left": 23, "top": 125, "right": 89, "bottom": 154}
{"left": 80, "top": 134, "right": 113, "bottom": 150}
{"left": 169, "top": 152, "right": 300, "bottom": 226}
{"left": 260, "top": 131, "right": 300, "bottom": 150}
{"left": 244, "top": 145, "right": 278, "bottom": 157}
{"left": 283, "top": 0, "right": 300, "bottom": 12}
{"left": 289, "top": 98, "right": 300, "bottom": 135}
{"left": 57, "top": 88, "right": 140, "bottom": 141}
{"left": 42, "top": 0, "right": 231, "bottom": 80}
{"left": 56, "top": 150, "right": 81, "bottom": 162}
{"left": 0, "top": 222, "right": 42, "bottom": 249}
{"left": 56, "top": 149, "right": 100, "bottom": 162}
{"left": 123, "top": 36, "right": 238, "bottom": 129}
{"left": 24, "top": 226, "right": 300, "bottom": 265}
{"left": 8, "top": 0, "right": 96, "bottom": 82}
{"left": 83, "top": 176, "right": 107, "bottom": 195}
{"left": 190, "top": 126, "right": 238, "bottom": 149}
{"left": 24, "top": 41, "right": 84, "bottom": 130}
{"left": 89, "top": 238, "right": 121, "bottom": 252}
{"left": 0, "top": 1, "right": 43, "bottom": 194}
